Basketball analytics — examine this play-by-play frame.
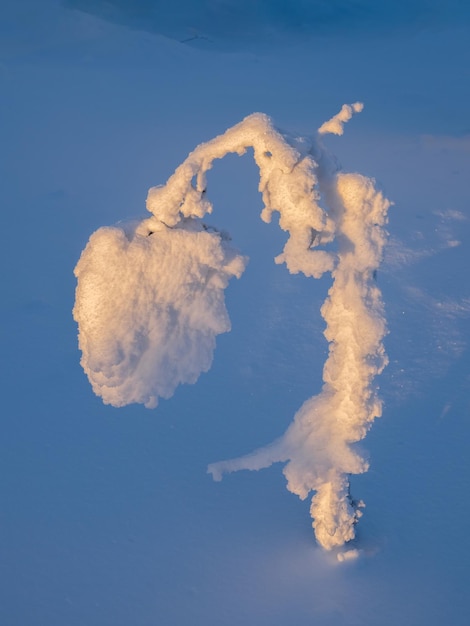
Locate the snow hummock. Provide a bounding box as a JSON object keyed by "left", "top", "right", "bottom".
{"left": 74, "top": 104, "right": 391, "bottom": 550}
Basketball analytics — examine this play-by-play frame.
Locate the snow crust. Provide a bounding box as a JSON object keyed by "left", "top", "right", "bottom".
{"left": 74, "top": 104, "right": 390, "bottom": 550}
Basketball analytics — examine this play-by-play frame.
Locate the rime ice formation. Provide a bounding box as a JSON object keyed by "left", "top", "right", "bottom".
{"left": 74, "top": 104, "right": 390, "bottom": 549}
{"left": 73, "top": 220, "right": 246, "bottom": 408}
{"left": 208, "top": 167, "right": 390, "bottom": 549}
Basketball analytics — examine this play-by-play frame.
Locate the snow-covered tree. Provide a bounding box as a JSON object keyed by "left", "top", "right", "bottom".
{"left": 74, "top": 104, "right": 390, "bottom": 550}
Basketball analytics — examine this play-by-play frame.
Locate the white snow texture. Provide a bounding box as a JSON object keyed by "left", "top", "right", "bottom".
{"left": 74, "top": 105, "right": 390, "bottom": 549}
{"left": 73, "top": 219, "right": 246, "bottom": 408}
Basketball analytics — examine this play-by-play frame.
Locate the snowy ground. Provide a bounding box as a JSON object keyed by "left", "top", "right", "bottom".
{"left": 1, "top": 1, "right": 470, "bottom": 624}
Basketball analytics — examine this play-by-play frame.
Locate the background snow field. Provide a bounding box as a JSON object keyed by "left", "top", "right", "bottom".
{"left": 1, "top": 0, "right": 470, "bottom": 624}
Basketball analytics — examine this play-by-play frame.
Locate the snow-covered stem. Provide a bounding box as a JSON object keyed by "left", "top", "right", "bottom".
{"left": 204, "top": 107, "right": 390, "bottom": 550}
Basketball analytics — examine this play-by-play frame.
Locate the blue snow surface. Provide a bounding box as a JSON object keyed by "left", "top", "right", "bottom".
{"left": 1, "top": 1, "right": 470, "bottom": 624}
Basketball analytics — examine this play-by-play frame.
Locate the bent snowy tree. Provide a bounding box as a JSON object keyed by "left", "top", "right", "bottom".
{"left": 73, "top": 104, "right": 390, "bottom": 550}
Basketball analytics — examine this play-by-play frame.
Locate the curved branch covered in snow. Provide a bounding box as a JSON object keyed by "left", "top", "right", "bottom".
{"left": 74, "top": 104, "right": 390, "bottom": 550}
{"left": 145, "top": 111, "right": 338, "bottom": 279}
